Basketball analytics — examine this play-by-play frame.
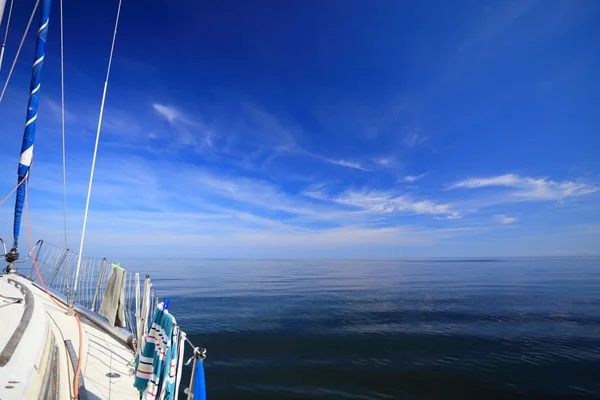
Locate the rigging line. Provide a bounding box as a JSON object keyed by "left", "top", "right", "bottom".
{"left": 0, "top": 0, "right": 14, "bottom": 73}
{"left": 72, "top": 0, "right": 123, "bottom": 304}
{"left": 0, "top": 174, "right": 26, "bottom": 207}
{"left": 59, "top": 0, "right": 67, "bottom": 249}
{"left": 0, "top": 0, "right": 40, "bottom": 102}
{"left": 24, "top": 177, "right": 84, "bottom": 399}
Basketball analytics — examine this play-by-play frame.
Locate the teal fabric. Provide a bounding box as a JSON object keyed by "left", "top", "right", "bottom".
{"left": 162, "top": 324, "right": 179, "bottom": 398}
{"left": 134, "top": 303, "right": 178, "bottom": 399}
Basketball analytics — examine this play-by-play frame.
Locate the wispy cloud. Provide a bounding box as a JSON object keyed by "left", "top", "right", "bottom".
{"left": 1, "top": 0, "right": 598, "bottom": 259}
{"left": 495, "top": 214, "right": 518, "bottom": 224}
{"left": 241, "top": 103, "right": 298, "bottom": 150}
{"left": 187, "top": 171, "right": 318, "bottom": 216}
{"left": 45, "top": 99, "right": 76, "bottom": 123}
{"left": 403, "top": 173, "right": 427, "bottom": 182}
{"left": 152, "top": 103, "right": 181, "bottom": 123}
{"left": 151, "top": 102, "right": 214, "bottom": 148}
{"left": 449, "top": 174, "right": 521, "bottom": 188}
{"left": 318, "top": 157, "right": 371, "bottom": 171}
{"left": 13, "top": 203, "right": 484, "bottom": 257}
{"left": 449, "top": 174, "right": 598, "bottom": 200}
{"left": 4, "top": 142, "right": 597, "bottom": 257}
{"left": 403, "top": 132, "right": 428, "bottom": 148}
{"left": 376, "top": 157, "right": 392, "bottom": 167}
{"left": 2, "top": 151, "right": 485, "bottom": 256}
{"left": 104, "top": 108, "right": 144, "bottom": 137}
{"left": 459, "top": 0, "right": 539, "bottom": 52}
{"left": 305, "top": 188, "right": 461, "bottom": 219}
{"left": 243, "top": 104, "right": 372, "bottom": 172}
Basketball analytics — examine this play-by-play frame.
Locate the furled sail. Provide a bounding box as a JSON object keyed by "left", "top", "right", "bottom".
{"left": 10, "top": 0, "right": 52, "bottom": 257}
{"left": 0, "top": 0, "right": 9, "bottom": 72}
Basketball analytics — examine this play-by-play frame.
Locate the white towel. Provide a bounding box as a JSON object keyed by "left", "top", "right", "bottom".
{"left": 98, "top": 266, "right": 126, "bottom": 327}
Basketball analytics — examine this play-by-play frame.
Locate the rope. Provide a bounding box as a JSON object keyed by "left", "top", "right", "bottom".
{"left": 59, "top": 0, "right": 67, "bottom": 249}
{"left": 72, "top": 0, "right": 123, "bottom": 303}
{"left": 0, "top": 175, "right": 26, "bottom": 207}
{"left": 0, "top": 0, "right": 15, "bottom": 73}
{"left": 0, "top": 0, "right": 40, "bottom": 103}
{"left": 183, "top": 336, "right": 207, "bottom": 364}
{"left": 24, "top": 177, "right": 84, "bottom": 399}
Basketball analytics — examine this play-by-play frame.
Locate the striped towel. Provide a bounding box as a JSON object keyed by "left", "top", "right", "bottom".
{"left": 134, "top": 303, "right": 179, "bottom": 400}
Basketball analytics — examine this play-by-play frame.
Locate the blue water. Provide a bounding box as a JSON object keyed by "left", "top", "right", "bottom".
{"left": 124, "top": 258, "right": 600, "bottom": 399}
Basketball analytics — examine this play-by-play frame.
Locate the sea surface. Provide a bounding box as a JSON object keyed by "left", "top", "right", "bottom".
{"left": 124, "top": 258, "right": 600, "bottom": 400}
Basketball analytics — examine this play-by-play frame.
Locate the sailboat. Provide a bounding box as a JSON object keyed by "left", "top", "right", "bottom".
{"left": 0, "top": 0, "right": 206, "bottom": 399}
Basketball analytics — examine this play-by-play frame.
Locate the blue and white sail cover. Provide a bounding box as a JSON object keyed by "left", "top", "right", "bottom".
{"left": 12, "top": 0, "right": 52, "bottom": 249}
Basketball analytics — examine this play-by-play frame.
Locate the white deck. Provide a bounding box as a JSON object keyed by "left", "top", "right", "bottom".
{"left": 0, "top": 273, "right": 139, "bottom": 399}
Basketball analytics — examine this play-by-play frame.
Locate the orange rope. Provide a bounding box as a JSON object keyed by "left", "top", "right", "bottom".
{"left": 0, "top": 175, "right": 27, "bottom": 207}
{"left": 24, "top": 177, "right": 83, "bottom": 399}
{"left": 25, "top": 178, "right": 66, "bottom": 310}
{"left": 73, "top": 314, "right": 83, "bottom": 399}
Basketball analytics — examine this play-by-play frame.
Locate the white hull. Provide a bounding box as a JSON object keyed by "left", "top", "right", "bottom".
{"left": 0, "top": 273, "right": 138, "bottom": 399}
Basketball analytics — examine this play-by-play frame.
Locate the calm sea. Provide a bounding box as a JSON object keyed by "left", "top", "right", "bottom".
{"left": 124, "top": 258, "right": 600, "bottom": 400}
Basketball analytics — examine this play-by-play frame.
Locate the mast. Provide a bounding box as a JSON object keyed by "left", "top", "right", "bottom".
{"left": 0, "top": 0, "right": 7, "bottom": 71}
{"left": 6, "top": 0, "right": 52, "bottom": 264}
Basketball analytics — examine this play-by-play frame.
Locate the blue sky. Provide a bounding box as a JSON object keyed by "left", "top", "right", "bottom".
{"left": 0, "top": 0, "right": 599, "bottom": 258}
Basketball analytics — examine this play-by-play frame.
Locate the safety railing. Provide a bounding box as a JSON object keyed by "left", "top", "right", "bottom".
{"left": 17, "top": 240, "right": 158, "bottom": 338}
{"left": 3, "top": 239, "right": 207, "bottom": 399}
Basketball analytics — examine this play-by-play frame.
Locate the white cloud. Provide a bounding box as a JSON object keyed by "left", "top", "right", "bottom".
{"left": 376, "top": 157, "right": 392, "bottom": 167}
{"left": 449, "top": 174, "right": 521, "bottom": 188}
{"left": 272, "top": 143, "right": 371, "bottom": 172}
{"left": 152, "top": 103, "right": 181, "bottom": 123}
{"left": 151, "top": 102, "right": 214, "bottom": 148}
{"left": 403, "top": 132, "right": 428, "bottom": 147}
{"left": 45, "top": 99, "right": 76, "bottom": 122}
{"left": 495, "top": 214, "right": 517, "bottom": 224}
{"left": 403, "top": 173, "right": 427, "bottom": 182}
{"left": 15, "top": 204, "right": 481, "bottom": 258}
{"left": 12, "top": 147, "right": 599, "bottom": 257}
{"left": 305, "top": 188, "right": 460, "bottom": 219}
{"left": 188, "top": 171, "right": 320, "bottom": 216}
{"left": 441, "top": 213, "right": 463, "bottom": 220}
{"left": 449, "top": 174, "right": 598, "bottom": 200}
{"left": 320, "top": 157, "right": 370, "bottom": 171}
{"left": 241, "top": 104, "right": 370, "bottom": 172}
{"left": 104, "top": 108, "right": 144, "bottom": 137}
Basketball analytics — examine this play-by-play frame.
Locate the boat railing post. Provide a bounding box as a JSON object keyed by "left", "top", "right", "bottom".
{"left": 134, "top": 273, "right": 141, "bottom": 350}
{"left": 21, "top": 239, "right": 45, "bottom": 261}
{"left": 31, "top": 239, "right": 44, "bottom": 275}
{"left": 90, "top": 257, "right": 107, "bottom": 312}
{"left": 48, "top": 247, "right": 69, "bottom": 285}
{"left": 136, "top": 274, "right": 151, "bottom": 356}
{"left": 0, "top": 238, "right": 7, "bottom": 257}
{"left": 187, "top": 356, "right": 197, "bottom": 400}
{"left": 13, "top": 239, "right": 44, "bottom": 277}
